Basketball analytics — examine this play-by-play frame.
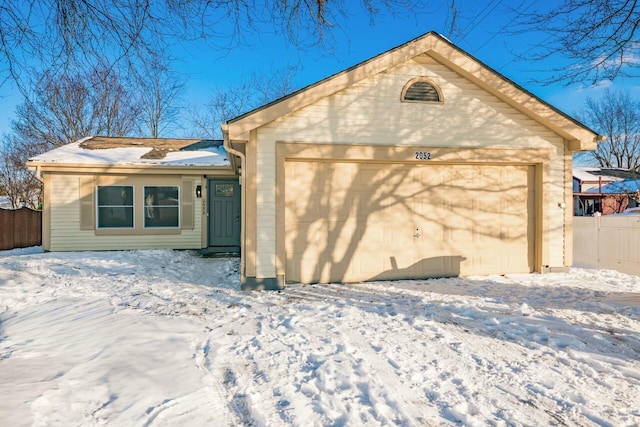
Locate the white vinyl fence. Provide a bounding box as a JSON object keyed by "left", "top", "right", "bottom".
{"left": 573, "top": 215, "right": 640, "bottom": 276}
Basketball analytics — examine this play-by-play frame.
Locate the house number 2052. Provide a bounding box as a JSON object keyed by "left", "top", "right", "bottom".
{"left": 415, "top": 151, "right": 432, "bottom": 160}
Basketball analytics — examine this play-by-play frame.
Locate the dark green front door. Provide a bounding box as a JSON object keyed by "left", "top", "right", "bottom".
{"left": 208, "top": 178, "right": 241, "bottom": 250}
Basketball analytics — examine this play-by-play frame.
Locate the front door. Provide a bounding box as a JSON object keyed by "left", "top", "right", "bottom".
{"left": 208, "top": 178, "right": 241, "bottom": 251}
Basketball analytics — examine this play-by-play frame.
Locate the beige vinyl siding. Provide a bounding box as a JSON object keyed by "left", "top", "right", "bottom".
{"left": 253, "top": 60, "right": 569, "bottom": 276}
{"left": 259, "top": 62, "right": 563, "bottom": 147}
{"left": 547, "top": 146, "right": 567, "bottom": 266}
{"left": 255, "top": 140, "right": 277, "bottom": 277}
{"left": 42, "top": 173, "right": 52, "bottom": 251}
{"left": 48, "top": 174, "right": 204, "bottom": 251}
{"left": 79, "top": 176, "right": 95, "bottom": 229}
{"left": 180, "top": 178, "right": 195, "bottom": 230}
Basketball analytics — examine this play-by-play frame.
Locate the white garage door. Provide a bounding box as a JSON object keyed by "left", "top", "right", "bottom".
{"left": 285, "top": 161, "right": 535, "bottom": 284}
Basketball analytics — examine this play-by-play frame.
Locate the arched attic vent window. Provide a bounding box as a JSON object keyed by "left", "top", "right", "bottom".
{"left": 401, "top": 78, "right": 443, "bottom": 103}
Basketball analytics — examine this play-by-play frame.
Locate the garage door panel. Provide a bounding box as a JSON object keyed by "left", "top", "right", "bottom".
{"left": 285, "top": 161, "right": 534, "bottom": 284}
{"left": 357, "top": 253, "right": 409, "bottom": 277}
{"left": 286, "top": 220, "right": 359, "bottom": 256}
{"left": 420, "top": 220, "right": 445, "bottom": 241}
{"left": 290, "top": 251, "right": 341, "bottom": 284}
{"left": 356, "top": 167, "right": 380, "bottom": 185}
{"left": 450, "top": 226, "right": 474, "bottom": 243}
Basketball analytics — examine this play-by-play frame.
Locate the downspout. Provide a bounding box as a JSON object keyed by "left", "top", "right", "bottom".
{"left": 29, "top": 163, "right": 45, "bottom": 209}
{"left": 222, "top": 124, "right": 247, "bottom": 281}
{"left": 27, "top": 162, "right": 45, "bottom": 183}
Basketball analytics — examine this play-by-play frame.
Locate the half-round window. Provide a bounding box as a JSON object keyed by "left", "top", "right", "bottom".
{"left": 401, "top": 78, "right": 442, "bottom": 103}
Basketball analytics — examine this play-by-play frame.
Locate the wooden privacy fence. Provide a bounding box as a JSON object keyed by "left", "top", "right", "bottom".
{"left": 574, "top": 215, "right": 640, "bottom": 276}
{"left": 0, "top": 208, "right": 42, "bottom": 250}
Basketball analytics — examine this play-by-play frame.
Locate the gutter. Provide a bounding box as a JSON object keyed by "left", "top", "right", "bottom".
{"left": 222, "top": 124, "right": 247, "bottom": 280}
{"left": 26, "top": 161, "right": 45, "bottom": 183}
{"left": 222, "top": 125, "right": 245, "bottom": 175}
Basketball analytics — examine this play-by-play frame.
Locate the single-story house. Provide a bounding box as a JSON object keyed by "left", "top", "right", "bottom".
{"left": 573, "top": 167, "right": 640, "bottom": 215}
{"left": 27, "top": 137, "right": 242, "bottom": 253}
{"left": 29, "top": 32, "right": 603, "bottom": 290}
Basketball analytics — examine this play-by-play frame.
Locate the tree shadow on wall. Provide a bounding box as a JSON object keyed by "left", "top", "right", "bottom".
{"left": 284, "top": 147, "right": 532, "bottom": 285}
{"left": 369, "top": 256, "right": 466, "bottom": 282}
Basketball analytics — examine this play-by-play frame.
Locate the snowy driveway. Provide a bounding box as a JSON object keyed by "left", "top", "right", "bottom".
{"left": 0, "top": 249, "right": 639, "bottom": 426}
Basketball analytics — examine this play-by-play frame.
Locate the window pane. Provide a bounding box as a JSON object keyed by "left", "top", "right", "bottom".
{"left": 98, "top": 186, "right": 133, "bottom": 206}
{"left": 215, "top": 184, "right": 234, "bottom": 197}
{"left": 144, "top": 186, "right": 180, "bottom": 228}
{"left": 97, "top": 186, "right": 134, "bottom": 228}
{"left": 144, "top": 186, "right": 179, "bottom": 206}
{"left": 145, "top": 207, "right": 179, "bottom": 227}
{"left": 97, "top": 207, "right": 133, "bottom": 228}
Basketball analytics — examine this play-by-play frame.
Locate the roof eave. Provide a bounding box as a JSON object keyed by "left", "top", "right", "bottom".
{"left": 226, "top": 32, "right": 601, "bottom": 149}
{"left": 226, "top": 31, "right": 443, "bottom": 140}
{"left": 420, "top": 40, "right": 601, "bottom": 149}
{"left": 26, "top": 160, "right": 236, "bottom": 176}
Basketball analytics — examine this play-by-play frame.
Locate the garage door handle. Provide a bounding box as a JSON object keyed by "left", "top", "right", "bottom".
{"left": 414, "top": 229, "right": 421, "bottom": 238}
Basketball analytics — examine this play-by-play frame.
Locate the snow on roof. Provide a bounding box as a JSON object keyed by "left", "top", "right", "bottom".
{"left": 586, "top": 178, "right": 640, "bottom": 194}
{"left": 29, "top": 136, "right": 231, "bottom": 167}
{"left": 572, "top": 167, "right": 625, "bottom": 183}
{"left": 585, "top": 178, "right": 640, "bottom": 194}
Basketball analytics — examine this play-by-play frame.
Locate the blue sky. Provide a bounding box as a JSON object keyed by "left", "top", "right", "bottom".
{"left": 1, "top": 1, "right": 639, "bottom": 138}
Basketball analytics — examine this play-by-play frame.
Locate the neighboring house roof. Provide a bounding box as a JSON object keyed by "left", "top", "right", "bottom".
{"left": 225, "top": 31, "right": 602, "bottom": 150}
{"left": 586, "top": 178, "right": 640, "bottom": 194}
{"left": 573, "top": 167, "right": 626, "bottom": 183}
{"left": 28, "top": 136, "right": 231, "bottom": 169}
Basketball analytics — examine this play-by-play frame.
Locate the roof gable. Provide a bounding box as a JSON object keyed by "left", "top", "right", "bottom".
{"left": 225, "top": 32, "right": 600, "bottom": 150}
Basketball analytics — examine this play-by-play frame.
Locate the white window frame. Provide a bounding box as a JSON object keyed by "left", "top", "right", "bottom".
{"left": 96, "top": 185, "right": 135, "bottom": 229}
{"left": 143, "top": 185, "right": 180, "bottom": 229}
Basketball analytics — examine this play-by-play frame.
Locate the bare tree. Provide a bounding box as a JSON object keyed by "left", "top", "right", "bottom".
{"left": 517, "top": 0, "right": 640, "bottom": 84}
{"left": 0, "top": 0, "right": 424, "bottom": 93}
{"left": 578, "top": 89, "right": 640, "bottom": 170}
{"left": 191, "top": 65, "right": 300, "bottom": 139}
{"left": 135, "top": 58, "right": 186, "bottom": 138}
{"left": 0, "top": 135, "right": 42, "bottom": 209}
{"left": 92, "top": 67, "right": 143, "bottom": 137}
{"left": 11, "top": 67, "right": 139, "bottom": 154}
{"left": 0, "top": 65, "right": 141, "bottom": 207}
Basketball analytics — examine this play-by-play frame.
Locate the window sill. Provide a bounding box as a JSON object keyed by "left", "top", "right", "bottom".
{"left": 95, "top": 228, "right": 181, "bottom": 236}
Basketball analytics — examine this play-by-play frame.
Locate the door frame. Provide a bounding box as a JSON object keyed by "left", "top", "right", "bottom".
{"left": 207, "top": 177, "right": 241, "bottom": 253}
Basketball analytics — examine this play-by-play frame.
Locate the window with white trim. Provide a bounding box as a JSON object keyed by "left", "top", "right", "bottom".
{"left": 97, "top": 186, "right": 134, "bottom": 228}
{"left": 144, "top": 186, "right": 179, "bottom": 228}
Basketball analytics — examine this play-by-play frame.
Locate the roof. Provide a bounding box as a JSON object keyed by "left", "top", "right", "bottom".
{"left": 573, "top": 167, "right": 622, "bottom": 183}
{"left": 28, "top": 136, "right": 230, "bottom": 168}
{"left": 225, "top": 31, "right": 601, "bottom": 150}
{"left": 573, "top": 167, "right": 638, "bottom": 182}
{"left": 585, "top": 178, "right": 640, "bottom": 194}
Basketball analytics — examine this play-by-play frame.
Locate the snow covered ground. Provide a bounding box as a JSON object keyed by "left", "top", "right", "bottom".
{"left": 1, "top": 249, "right": 639, "bottom": 426}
